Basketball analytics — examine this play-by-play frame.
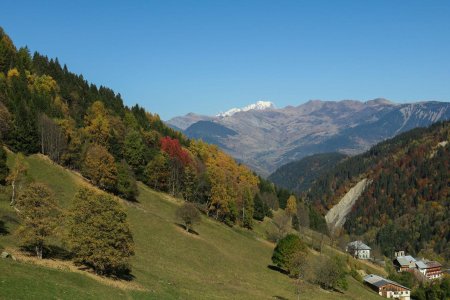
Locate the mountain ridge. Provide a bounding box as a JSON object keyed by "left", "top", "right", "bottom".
{"left": 168, "top": 99, "right": 450, "bottom": 176}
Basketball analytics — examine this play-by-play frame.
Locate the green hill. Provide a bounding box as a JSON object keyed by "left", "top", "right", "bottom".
{"left": 0, "top": 151, "right": 384, "bottom": 300}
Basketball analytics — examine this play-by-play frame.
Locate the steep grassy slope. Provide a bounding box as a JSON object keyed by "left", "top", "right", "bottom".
{"left": 0, "top": 152, "right": 383, "bottom": 299}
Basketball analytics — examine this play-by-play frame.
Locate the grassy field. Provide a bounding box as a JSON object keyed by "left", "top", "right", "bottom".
{"left": 0, "top": 152, "right": 384, "bottom": 299}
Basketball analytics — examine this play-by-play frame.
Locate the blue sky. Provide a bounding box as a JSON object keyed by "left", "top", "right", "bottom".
{"left": 2, "top": 0, "right": 450, "bottom": 119}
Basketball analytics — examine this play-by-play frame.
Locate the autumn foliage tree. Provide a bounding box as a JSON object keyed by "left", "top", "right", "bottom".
{"left": 83, "top": 101, "right": 111, "bottom": 146}
{"left": 67, "top": 188, "right": 134, "bottom": 276}
{"left": 82, "top": 144, "right": 117, "bottom": 192}
{"left": 15, "top": 183, "right": 60, "bottom": 259}
{"left": 188, "top": 140, "right": 259, "bottom": 225}
{"left": 160, "top": 136, "right": 191, "bottom": 196}
{"left": 285, "top": 195, "right": 297, "bottom": 217}
{"left": 144, "top": 152, "right": 170, "bottom": 191}
{"left": 0, "top": 27, "right": 268, "bottom": 231}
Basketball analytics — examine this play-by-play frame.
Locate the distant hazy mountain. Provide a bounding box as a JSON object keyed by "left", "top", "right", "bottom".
{"left": 167, "top": 99, "right": 450, "bottom": 176}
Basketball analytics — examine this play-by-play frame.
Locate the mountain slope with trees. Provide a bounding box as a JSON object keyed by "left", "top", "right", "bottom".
{"left": 0, "top": 27, "right": 268, "bottom": 228}
{"left": 306, "top": 121, "right": 450, "bottom": 260}
{"left": 0, "top": 151, "right": 383, "bottom": 300}
{"left": 268, "top": 152, "right": 347, "bottom": 193}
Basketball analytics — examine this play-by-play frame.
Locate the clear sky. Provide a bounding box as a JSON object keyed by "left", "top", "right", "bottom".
{"left": 2, "top": 0, "right": 450, "bottom": 119}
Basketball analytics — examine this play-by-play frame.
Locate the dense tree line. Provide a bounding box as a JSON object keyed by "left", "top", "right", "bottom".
{"left": 0, "top": 27, "right": 264, "bottom": 228}
{"left": 268, "top": 152, "right": 347, "bottom": 194}
{"left": 306, "top": 121, "right": 450, "bottom": 259}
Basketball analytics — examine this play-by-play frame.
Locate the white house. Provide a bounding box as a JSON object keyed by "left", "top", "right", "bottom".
{"left": 346, "top": 241, "right": 371, "bottom": 259}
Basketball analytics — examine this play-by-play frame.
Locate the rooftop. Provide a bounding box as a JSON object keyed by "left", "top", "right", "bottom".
{"left": 395, "top": 255, "right": 416, "bottom": 266}
{"left": 364, "top": 274, "right": 410, "bottom": 291}
{"left": 347, "top": 240, "right": 371, "bottom": 250}
{"left": 417, "top": 260, "right": 442, "bottom": 269}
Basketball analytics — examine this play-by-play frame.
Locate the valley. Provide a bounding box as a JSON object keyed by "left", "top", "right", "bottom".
{"left": 0, "top": 9, "right": 449, "bottom": 299}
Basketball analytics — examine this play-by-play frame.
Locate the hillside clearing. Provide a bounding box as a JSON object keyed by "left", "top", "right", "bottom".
{"left": 0, "top": 152, "right": 384, "bottom": 299}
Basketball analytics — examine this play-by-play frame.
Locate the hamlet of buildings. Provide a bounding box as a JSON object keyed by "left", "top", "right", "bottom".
{"left": 393, "top": 252, "right": 443, "bottom": 280}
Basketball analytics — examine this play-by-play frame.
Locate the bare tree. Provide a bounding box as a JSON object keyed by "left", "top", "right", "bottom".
{"left": 267, "top": 213, "right": 291, "bottom": 242}
{"left": 289, "top": 251, "right": 309, "bottom": 300}
{"left": 39, "top": 114, "right": 67, "bottom": 163}
{"left": 296, "top": 202, "right": 310, "bottom": 242}
{"left": 6, "top": 153, "right": 27, "bottom": 206}
{"left": 261, "top": 192, "right": 279, "bottom": 211}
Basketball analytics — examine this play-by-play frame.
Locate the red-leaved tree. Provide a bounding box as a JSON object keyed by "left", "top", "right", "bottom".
{"left": 160, "top": 137, "right": 191, "bottom": 195}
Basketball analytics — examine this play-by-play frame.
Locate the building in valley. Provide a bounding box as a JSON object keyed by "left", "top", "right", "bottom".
{"left": 364, "top": 274, "right": 411, "bottom": 300}
{"left": 346, "top": 240, "right": 371, "bottom": 259}
{"left": 393, "top": 255, "right": 416, "bottom": 272}
{"left": 415, "top": 260, "right": 443, "bottom": 280}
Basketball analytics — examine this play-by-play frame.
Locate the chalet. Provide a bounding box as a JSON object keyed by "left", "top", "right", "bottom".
{"left": 364, "top": 274, "right": 411, "bottom": 300}
{"left": 346, "top": 241, "right": 371, "bottom": 259}
{"left": 415, "top": 260, "right": 443, "bottom": 280}
{"left": 393, "top": 256, "right": 416, "bottom": 272}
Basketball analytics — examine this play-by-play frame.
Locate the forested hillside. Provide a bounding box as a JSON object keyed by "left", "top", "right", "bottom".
{"left": 0, "top": 27, "right": 287, "bottom": 228}
{"left": 306, "top": 121, "right": 449, "bottom": 260}
{"left": 268, "top": 152, "right": 347, "bottom": 193}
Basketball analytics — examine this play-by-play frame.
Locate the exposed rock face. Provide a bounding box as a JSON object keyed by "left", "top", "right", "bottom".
{"left": 325, "top": 178, "right": 372, "bottom": 230}
{"left": 167, "top": 99, "right": 450, "bottom": 176}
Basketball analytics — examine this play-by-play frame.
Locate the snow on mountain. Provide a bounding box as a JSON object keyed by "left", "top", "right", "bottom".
{"left": 216, "top": 101, "right": 275, "bottom": 117}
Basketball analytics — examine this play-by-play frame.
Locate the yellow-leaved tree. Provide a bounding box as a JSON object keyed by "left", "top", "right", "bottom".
{"left": 82, "top": 144, "right": 117, "bottom": 192}
{"left": 83, "top": 101, "right": 111, "bottom": 146}
{"left": 285, "top": 195, "right": 297, "bottom": 217}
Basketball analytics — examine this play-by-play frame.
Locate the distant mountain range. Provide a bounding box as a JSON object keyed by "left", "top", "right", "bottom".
{"left": 167, "top": 99, "right": 450, "bottom": 176}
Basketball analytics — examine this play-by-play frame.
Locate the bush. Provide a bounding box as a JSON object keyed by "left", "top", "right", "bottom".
{"left": 115, "top": 160, "right": 138, "bottom": 201}
{"left": 176, "top": 202, "right": 201, "bottom": 233}
{"left": 67, "top": 188, "right": 134, "bottom": 276}
{"left": 15, "top": 183, "right": 60, "bottom": 259}
{"left": 350, "top": 268, "right": 362, "bottom": 282}
{"left": 313, "top": 255, "right": 348, "bottom": 291}
{"left": 272, "top": 234, "right": 307, "bottom": 274}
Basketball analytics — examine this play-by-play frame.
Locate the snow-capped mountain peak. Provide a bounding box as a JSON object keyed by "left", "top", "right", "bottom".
{"left": 216, "top": 101, "right": 275, "bottom": 117}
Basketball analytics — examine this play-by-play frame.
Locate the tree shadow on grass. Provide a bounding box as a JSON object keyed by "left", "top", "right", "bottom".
{"left": 174, "top": 223, "right": 199, "bottom": 235}
{"left": 20, "top": 244, "right": 73, "bottom": 260}
{"left": 77, "top": 264, "right": 136, "bottom": 281}
{"left": 267, "top": 264, "right": 289, "bottom": 275}
{"left": 46, "top": 245, "right": 73, "bottom": 260}
{"left": 0, "top": 220, "right": 8, "bottom": 235}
